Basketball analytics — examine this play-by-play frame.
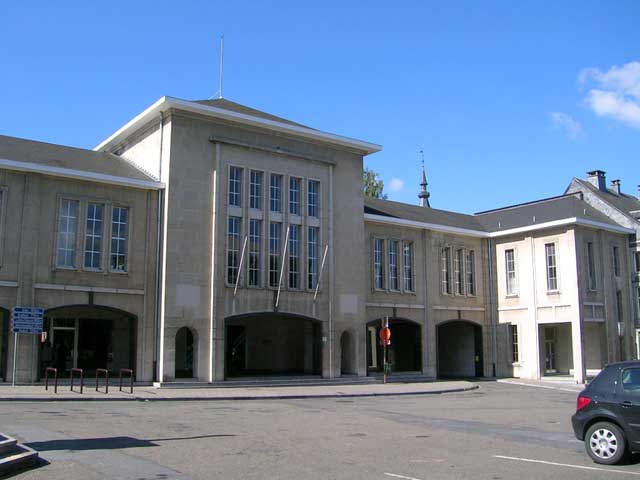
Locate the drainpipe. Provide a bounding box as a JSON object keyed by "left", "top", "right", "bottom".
{"left": 153, "top": 112, "right": 164, "bottom": 383}
{"left": 487, "top": 238, "right": 497, "bottom": 377}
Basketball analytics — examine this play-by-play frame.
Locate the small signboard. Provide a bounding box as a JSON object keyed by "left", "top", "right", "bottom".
{"left": 11, "top": 307, "right": 44, "bottom": 334}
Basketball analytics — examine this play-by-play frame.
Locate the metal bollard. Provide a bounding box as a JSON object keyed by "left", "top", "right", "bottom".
{"left": 119, "top": 368, "right": 134, "bottom": 394}
{"left": 45, "top": 367, "right": 58, "bottom": 394}
{"left": 70, "top": 368, "right": 84, "bottom": 394}
{"left": 96, "top": 368, "right": 109, "bottom": 394}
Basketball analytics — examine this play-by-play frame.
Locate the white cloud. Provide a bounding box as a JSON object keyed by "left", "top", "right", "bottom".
{"left": 388, "top": 178, "right": 404, "bottom": 192}
{"left": 549, "top": 112, "right": 582, "bottom": 140}
{"left": 579, "top": 61, "right": 640, "bottom": 129}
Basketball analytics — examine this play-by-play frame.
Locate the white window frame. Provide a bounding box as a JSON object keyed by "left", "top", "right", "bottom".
{"left": 109, "top": 205, "right": 130, "bottom": 273}
{"left": 388, "top": 239, "right": 399, "bottom": 291}
{"left": 308, "top": 226, "right": 320, "bottom": 291}
{"left": 270, "top": 174, "right": 283, "bottom": 213}
{"left": 545, "top": 242, "right": 559, "bottom": 293}
{"left": 55, "top": 197, "right": 81, "bottom": 270}
{"left": 441, "top": 246, "right": 452, "bottom": 295}
{"left": 289, "top": 176, "right": 301, "bottom": 216}
{"left": 454, "top": 248, "right": 465, "bottom": 296}
{"left": 466, "top": 249, "right": 476, "bottom": 296}
{"left": 248, "top": 218, "right": 261, "bottom": 287}
{"left": 373, "top": 237, "right": 385, "bottom": 290}
{"left": 288, "top": 224, "right": 301, "bottom": 290}
{"left": 249, "top": 170, "right": 263, "bottom": 210}
{"left": 268, "top": 221, "right": 282, "bottom": 288}
{"left": 226, "top": 216, "right": 242, "bottom": 286}
{"left": 228, "top": 165, "right": 243, "bottom": 208}
{"left": 402, "top": 241, "right": 414, "bottom": 293}
{"left": 308, "top": 179, "right": 320, "bottom": 218}
{"left": 505, "top": 248, "right": 518, "bottom": 296}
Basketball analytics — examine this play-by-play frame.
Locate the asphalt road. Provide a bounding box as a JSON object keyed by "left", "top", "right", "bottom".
{"left": 3, "top": 381, "right": 640, "bottom": 479}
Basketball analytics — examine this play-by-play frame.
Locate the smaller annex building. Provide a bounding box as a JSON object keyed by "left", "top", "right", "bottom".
{"left": 0, "top": 97, "right": 637, "bottom": 385}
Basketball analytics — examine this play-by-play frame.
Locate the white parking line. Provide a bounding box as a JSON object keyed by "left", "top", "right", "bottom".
{"left": 384, "top": 473, "right": 423, "bottom": 480}
{"left": 493, "top": 455, "right": 640, "bottom": 476}
{"left": 497, "top": 380, "right": 580, "bottom": 393}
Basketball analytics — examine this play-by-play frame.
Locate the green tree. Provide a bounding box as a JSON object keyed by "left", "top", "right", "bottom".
{"left": 363, "top": 167, "right": 387, "bottom": 199}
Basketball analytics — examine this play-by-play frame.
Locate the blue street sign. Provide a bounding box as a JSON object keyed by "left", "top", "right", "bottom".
{"left": 11, "top": 306, "right": 44, "bottom": 334}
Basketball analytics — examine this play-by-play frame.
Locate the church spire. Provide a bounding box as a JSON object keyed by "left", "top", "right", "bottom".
{"left": 418, "top": 150, "right": 430, "bottom": 208}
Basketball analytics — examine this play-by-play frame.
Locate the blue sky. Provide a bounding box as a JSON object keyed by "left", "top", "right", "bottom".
{"left": 1, "top": 1, "right": 638, "bottom": 213}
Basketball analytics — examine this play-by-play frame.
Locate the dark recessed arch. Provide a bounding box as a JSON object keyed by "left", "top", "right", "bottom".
{"left": 366, "top": 317, "right": 422, "bottom": 375}
{"left": 437, "top": 320, "right": 483, "bottom": 378}
{"left": 225, "top": 311, "right": 321, "bottom": 378}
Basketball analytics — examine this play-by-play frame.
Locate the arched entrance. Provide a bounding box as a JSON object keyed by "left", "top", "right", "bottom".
{"left": 340, "top": 330, "right": 355, "bottom": 375}
{"left": 437, "top": 320, "right": 483, "bottom": 378}
{"left": 175, "top": 327, "right": 195, "bottom": 378}
{"left": 225, "top": 312, "right": 321, "bottom": 378}
{"left": 40, "top": 305, "right": 137, "bottom": 378}
{"left": 366, "top": 318, "right": 422, "bottom": 375}
{"left": 0, "top": 308, "right": 8, "bottom": 381}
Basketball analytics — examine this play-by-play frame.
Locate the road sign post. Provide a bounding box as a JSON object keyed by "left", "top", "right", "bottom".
{"left": 10, "top": 307, "right": 44, "bottom": 387}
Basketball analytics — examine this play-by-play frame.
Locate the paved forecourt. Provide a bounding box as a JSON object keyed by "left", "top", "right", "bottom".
{"left": 4, "top": 381, "right": 640, "bottom": 480}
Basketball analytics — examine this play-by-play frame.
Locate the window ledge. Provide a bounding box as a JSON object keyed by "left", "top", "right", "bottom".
{"left": 505, "top": 294, "right": 519, "bottom": 299}
{"left": 547, "top": 290, "right": 561, "bottom": 295}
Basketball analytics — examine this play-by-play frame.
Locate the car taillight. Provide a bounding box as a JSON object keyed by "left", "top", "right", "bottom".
{"left": 577, "top": 395, "right": 592, "bottom": 411}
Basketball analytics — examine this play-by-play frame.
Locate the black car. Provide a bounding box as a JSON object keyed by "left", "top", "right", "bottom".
{"left": 572, "top": 361, "right": 640, "bottom": 465}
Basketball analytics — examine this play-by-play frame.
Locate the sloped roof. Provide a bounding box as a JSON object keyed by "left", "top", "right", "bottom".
{"left": 474, "top": 194, "right": 621, "bottom": 232}
{"left": 570, "top": 178, "right": 640, "bottom": 220}
{"left": 193, "top": 98, "right": 312, "bottom": 129}
{"left": 365, "top": 196, "right": 487, "bottom": 232}
{"left": 0, "top": 134, "right": 161, "bottom": 188}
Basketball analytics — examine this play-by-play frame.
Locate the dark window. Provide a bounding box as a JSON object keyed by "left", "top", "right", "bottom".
{"left": 622, "top": 368, "right": 640, "bottom": 392}
{"left": 588, "top": 365, "right": 619, "bottom": 392}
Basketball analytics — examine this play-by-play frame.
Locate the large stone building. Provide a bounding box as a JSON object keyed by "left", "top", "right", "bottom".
{"left": 0, "top": 97, "right": 636, "bottom": 384}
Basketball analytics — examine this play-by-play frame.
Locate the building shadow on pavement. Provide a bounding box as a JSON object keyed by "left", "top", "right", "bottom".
{"left": 25, "top": 434, "right": 236, "bottom": 452}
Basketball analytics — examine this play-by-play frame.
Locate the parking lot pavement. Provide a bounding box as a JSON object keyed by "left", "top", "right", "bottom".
{"left": 3, "top": 381, "right": 640, "bottom": 480}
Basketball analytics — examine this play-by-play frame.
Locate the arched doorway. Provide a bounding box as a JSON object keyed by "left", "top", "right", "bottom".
{"left": 40, "top": 305, "right": 137, "bottom": 378}
{"left": 366, "top": 318, "right": 422, "bottom": 375}
{"left": 0, "top": 308, "right": 8, "bottom": 381}
{"left": 340, "top": 330, "right": 355, "bottom": 375}
{"left": 225, "top": 312, "right": 321, "bottom": 378}
{"left": 437, "top": 320, "right": 483, "bottom": 378}
{"left": 175, "top": 327, "right": 195, "bottom": 378}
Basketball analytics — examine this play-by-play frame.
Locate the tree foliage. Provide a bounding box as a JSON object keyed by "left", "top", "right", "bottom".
{"left": 363, "top": 167, "right": 387, "bottom": 199}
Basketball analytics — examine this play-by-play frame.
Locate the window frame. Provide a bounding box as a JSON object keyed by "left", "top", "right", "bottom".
{"left": 0, "top": 186, "right": 8, "bottom": 268}
{"left": 109, "top": 204, "right": 131, "bottom": 274}
{"left": 402, "top": 241, "right": 414, "bottom": 293}
{"left": 509, "top": 324, "right": 519, "bottom": 364}
{"left": 269, "top": 173, "right": 283, "bottom": 213}
{"left": 504, "top": 248, "right": 518, "bottom": 296}
{"left": 454, "top": 248, "right": 465, "bottom": 296}
{"left": 289, "top": 176, "right": 302, "bottom": 217}
{"left": 268, "top": 221, "right": 282, "bottom": 288}
{"left": 586, "top": 241, "right": 597, "bottom": 291}
{"left": 613, "top": 245, "right": 621, "bottom": 278}
{"left": 307, "top": 226, "right": 320, "bottom": 291}
{"left": 545, "top": 242, "right": 559, "bottom": 293}
{"left": 441, "top": 246, "right": 452, "bottom": 295}
{"left": 307, "top": 179, "right": 320, "bottom": 218}
{"left": 466, "top": 249, "right": 476, "bottom": 296}
{"left": 247, "top": 218, "right": 262, "bottom": 288}
{"left": 225, "top": 216, "right": 242, "bottom": 286}
{"left": 373, "top": 237, "right": 386, "bottom": 291}
{"left": 388, "top": 239, "right": 400, "bottom": 291}
{"left": 249, "top": 169, "right": 264, "bottom": 210}
{"left": 228, "top": 165, "right": 243, "bottom": 208}
{"left": 288, "top": 224, "right": 301, "bottom": 290}
{"left": 55, "top": 196, "right": 82, "bottom": 270}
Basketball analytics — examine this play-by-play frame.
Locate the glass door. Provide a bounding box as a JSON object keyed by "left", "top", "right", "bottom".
{"left": 544, "top": 327, "right": 557, "bottom": 373}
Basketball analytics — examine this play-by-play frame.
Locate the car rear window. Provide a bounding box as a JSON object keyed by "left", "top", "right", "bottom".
{"left": 622, "top": 368, "right": 640, "bottom": 391}
{"left": 588, "top": 366, "right": 618, "bottom": 391}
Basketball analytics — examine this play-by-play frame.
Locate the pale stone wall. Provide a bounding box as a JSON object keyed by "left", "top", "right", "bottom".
{"left": 0, "top": 169, "right": 159, "bottom": 383}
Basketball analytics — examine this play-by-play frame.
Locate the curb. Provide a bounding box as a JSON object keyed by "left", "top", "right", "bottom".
{"left": 0, "top": 383, "right": 479, "bottom": 402}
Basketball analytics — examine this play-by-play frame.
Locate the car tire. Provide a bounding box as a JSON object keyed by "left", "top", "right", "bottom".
{"left": 585, "top": 422, "right": 627, "bottom": 465}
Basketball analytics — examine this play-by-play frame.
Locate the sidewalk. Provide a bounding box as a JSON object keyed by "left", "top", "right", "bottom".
{"left": 0, "top": 380, "right": 478, "bottom": 402}
{"left": 497, "top": 377, "right": 584, "bottom": 392}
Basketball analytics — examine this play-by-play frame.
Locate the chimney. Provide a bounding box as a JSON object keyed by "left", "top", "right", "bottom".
{"left": 586, "top": 170, "right": 607, "bottom": 192}
{"left": 610, "top": 179, "right": 621, "bottom": 196}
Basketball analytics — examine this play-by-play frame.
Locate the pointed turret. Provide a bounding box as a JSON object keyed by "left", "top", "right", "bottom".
{"left": 418, "top": 152, "right": 430, "bottom": 208}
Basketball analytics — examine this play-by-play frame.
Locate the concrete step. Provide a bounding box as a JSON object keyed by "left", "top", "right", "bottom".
{"left": 0, "top": 434, "right": 39, "bottom": 477}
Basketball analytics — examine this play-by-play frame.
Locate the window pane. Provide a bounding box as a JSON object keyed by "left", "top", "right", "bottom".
{"left": 510, "top": 324, "right": 519, "bottom": 363}
{"left": 270, "top": 174, "right": 282, "bottom": 212}
{"left": 308, "top": 180, "right": 319, "bottom": 217}
{"left": 374, "top": 238, "right": 384, "bottom": 289}
{"left": 249, "top": 170, "right": 263, "bottom": 210}
{"left": 57, "top": 199, "right": 79, "bottom": 267}
{"left": 545, "top": 243, "right": 557, "bottom": 291}
{"left": 389, "top": 240, "right": 398, "bottom": 290}
{"left": 110, "top": 207, "right": 129, "bottom": 272}
{"left": 505, "top": 249, "right": 517, "bottom": 295}
{"left": 229, "top": 167, "right": 243, "bottom": 207}
{"left": 248, "top": 219, "right": 261, "bottom": 287}
{"left": 441, "top": 247, "right": 451, "bottom": 294}
{"left": 308, "top": 227, "right": 319, "bottom": 290}
{"left": 288, "top": 224, "right": 300, "bottom": 289}
{"left": 269, "top": 222, "right": 281, "bottom": 287}
{"left": 84, "top": 203, "right": 103, "bottom": 269}
{"left": 289, "top": 178, "right": 300, "bottom": 216}
{"left": 227, "top": 216, "right": 241, "bottom": 284}
{"left": 454, "top": 249, "right": 464, "bottom": 295}
{"left": 403, "top": 242, "right": 413, "bottom": 291}
{"left": 466, "top": 250, "right": 475, "bottom": 295}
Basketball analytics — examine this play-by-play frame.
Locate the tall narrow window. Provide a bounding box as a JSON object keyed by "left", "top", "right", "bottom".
{"left": 289, "top": 177, "right": 301, "bottom": 216}
{"left": 616, "top": 290, "right": 624, "bottom": 323}
{"left": 466, "top": 250, "right": 476, "bottom": 296}
{"left": 389, "top": 240, "right": 399, "bottom": 290}
{"left": 454, "top": 248, "right": 464, "bottom": 295}
{"left": 57, "top": 199, "right": 79, "bottom": 268}
{"left": 270, "top": 174, "right": 282, "bottom": 212}
{"left": 84, "top": 203, "right": 103, "bottom": 269}
{"left": 403, "top": 242, "right": 413, "bottom": 292}
{"left": 441, "top": 247, "right": 451, "bottom": 294}
{"left": 545, "top": 243, "right": 558, "bottom": 291}
{"left": 288, "top": 225, "right": 300, "bottom": 289}
{"left": 227, "top": 216, "right": 241, "bottom": 285}
{"left": 249, "top": 170, "right": 263, "bottom": 210}
{"left": 269, "top": 222, "right": 281, "bottom": 287}
{"left": 110, "top": 207, "right": 128, "bottom": 272}
{"left": 509, "top": 324, "right": 519, "bottom": 363}
{"left": 248, "top": 219, "right": 261, "bottom": 287}
{"left": 308, "top": 227, "right": 319, "bottom": 290}
{"left": 635, "top": 252, "right": 640, "bottom": 274}
{"left": 613, "top": 246, "right": 621, "bottom": 277}
{"left": 586, "top": 242, "right": 596, "bottom": 290}
{"left": 374, "top": 238, "right": 385, "bottom": 289}
{"left": 505, "top": 249, "right": 517, "bottom": 295}
{"left": 229, "top": 167, "right": 243, "bottom": 207}
{"left": 308, "top": 180, "right": 319, "bottom": 217}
